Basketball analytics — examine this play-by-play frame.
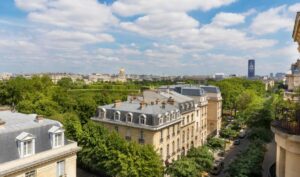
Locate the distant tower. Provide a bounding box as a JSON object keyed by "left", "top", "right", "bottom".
{"left": 118, "top": 68, "right": 127, "bottom": 82}
{"left": 248, "top": 59, "right": 255, "bottom": 78}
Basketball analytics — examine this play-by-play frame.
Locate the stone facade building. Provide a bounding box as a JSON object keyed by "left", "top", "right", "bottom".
{"left": 0, "top": 111, "right": 80, "bottom": 177}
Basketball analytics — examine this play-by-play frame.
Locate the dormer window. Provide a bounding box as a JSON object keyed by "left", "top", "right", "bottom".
{"left": 165, "top": 113, "right": 170, "bottom": 122}
{"left": 126, "top": 112, "right": 133, "bottom": 123}
{"left": 186, "top": 103, "right": 190, "bottom": 109}
{"left": 158, "top": 114, "right": 163, "bottom": 125}
{"left": 16, "top": 132, "right": 35, "bottom": 158}
{"left": 49, "top": 126, "right": 65, "bottom": 148}
{"left": 114, "top": 111, "right": 121, "bottom": 121}
{"left": 139, "top": 114, "right": 146, "bottom": 125}
{"left": 99, "top": 108, "right": 106, "bottom": 119}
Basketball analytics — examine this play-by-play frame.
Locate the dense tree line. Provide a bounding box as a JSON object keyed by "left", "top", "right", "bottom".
{"left": 0, "top": 76, "right": 164, "bottom": 176}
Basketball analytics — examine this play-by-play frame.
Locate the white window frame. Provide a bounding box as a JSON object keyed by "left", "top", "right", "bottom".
{"left": 114, "top": 111, "right": 121, "bottom": 121}
{"left": 139, "top": 114, "right": 146, "bottom": 125}
{"left": 126, "top": 112, "right": 133, "bottom": 123}
{"left": 99, "top": 108, "right": 106, "bottom": 119}
{"left": 49, "top": 126, "right": 65, "bottom": 149}
{"left": 16, "top": 132, "right": 35, "bottom": 158}
{"left": 57, "top": 160, "right": 65, "bottom": 177}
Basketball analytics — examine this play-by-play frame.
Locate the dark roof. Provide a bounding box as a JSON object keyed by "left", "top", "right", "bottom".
{"left": 0, "top": 111, "right": 64, "bottom": 163}
{"left": 200, "top": 86, "right": 221, "bottom": 93}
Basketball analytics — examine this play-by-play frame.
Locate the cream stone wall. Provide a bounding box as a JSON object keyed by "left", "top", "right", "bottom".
{"left": 272, "top": 127, "right": 300, "bottom": 177}
{"left": 207, "top": 99, "right": 222, "bottom": 136}
{"left": 6, "top": 154, "right": 77, "bottom": 177}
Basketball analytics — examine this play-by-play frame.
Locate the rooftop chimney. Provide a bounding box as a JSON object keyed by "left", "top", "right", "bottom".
{"left": 167, "top": 97, "right": 175, "bottom": 105}
{"left": 139, "top": 101, "right": 145, "bottom": 109}
{"left": 35, "top": 115, "right": 43, "bottom": 123}
{"left": 162, "top": 102, "right": 166, "bottom": 109}
{"left": 0, "top": 119, "right": 5, "bottom": 128}
{"left": 156, "top": 99, "right": 160, "bottom": 105}
{"left": 114, "top": 100, "right": 122, "bottom": 108}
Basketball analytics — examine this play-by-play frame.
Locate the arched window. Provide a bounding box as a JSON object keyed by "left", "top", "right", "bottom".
{"left": 158, "top": 114, "right": 163, "bottom": 125}
{"left": 139, "top": 114, "right": 146, "bottom": 125}
{"left": 114, "top": 111, "right": 120, "bottom": 121}
{"left": 126, "top": 112, "right": 133, "bottom": 123}
{"left": 99, "top": 108, "right": 106, "bottom": 119}
{"left": 185, "top": 103, "right": 190, "bottom": 109}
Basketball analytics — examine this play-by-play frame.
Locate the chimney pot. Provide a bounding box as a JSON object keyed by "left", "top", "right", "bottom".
{"left": 114, "top": 100, "right": 122, "bottom": 107}
{"left": 140, "top": 101, "right": 145, "bottom": 109}
{"left": 35, "top": 115, "right": 43, "bottom": 123}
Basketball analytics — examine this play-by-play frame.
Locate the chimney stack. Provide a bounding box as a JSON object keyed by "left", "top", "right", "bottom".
{"left": 35, "top": 115, "right": 43, "bottom": 123}
{"left": 114, "top": 100, "right": 122, "bottom": 108}
{"left": 139, "top": 101, "right": 145, "bottom": 109}
{"left": 162, "top": 102, "right": 166, "bottom": 109}
{"left": 0, "top": 119, "right": 5, "bottom": 128}
{"left": 156, "top": 99, "right": 160, "bottom": 105}
{"left": 167, "top": 97, "right": 175, "bottom": 105}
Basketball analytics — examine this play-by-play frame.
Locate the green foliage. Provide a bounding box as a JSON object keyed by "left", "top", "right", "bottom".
{"left": 220, "top": 126, "right": 239, "bottom": 139}
{"left": 186, "top": 146, "right": 214, "bottom": 172}
{"left": 166, "top": 158, "right": 198, "bottom": 177}
{"left": 248, "top": 127, "right": 273, "bottom": 143}
{"left": 0, "top": 76, "right": 166, "bottom": 177}
{"left": 207, "top": 138, "right": 225, "bottom": 151}
{"left": 227, "top": 141, "right": 265, "bottom": 177}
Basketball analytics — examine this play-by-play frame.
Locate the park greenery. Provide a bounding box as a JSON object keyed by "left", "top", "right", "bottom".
{"left": 166, "top": 146, "right": 214, "bottom": 177}
{"left": 0, "top": 76, "right": 165, "bottom": 177}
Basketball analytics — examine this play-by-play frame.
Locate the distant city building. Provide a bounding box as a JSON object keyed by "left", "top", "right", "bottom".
{"left": 214, "top": 73, "right": 225, "bottom": 80}
{"left": 286, "top": 59, "right": 300, "bottom": 92}
{"left": 270, "top": 73, "right": 274, "bottom": 78}
{"left": 248, "top": 59, "right": 255, "bottom": 78}
{"left": 0, "top": 110, "right": 81, "bottom": 177}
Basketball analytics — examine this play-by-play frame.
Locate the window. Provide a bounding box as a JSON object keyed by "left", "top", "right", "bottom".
{"left": 139, "top": 114, "right": 146, "bottom": 125}
{"left": 191, "top": 114, "right": 194, "bottom": 121}
{"left": 167, "top": 144, "right": 170, "bottom": 157}
{"left": 187, "top": 116, "right": 189, "bottom": 123}
{"left": 49, "top": 126, "right": 65, "bottom": 148}
{"left": 140, "top": 129, "right": 144, "bottom": 139}
{"left": 167, "top": 127, "right": 170, "bottom": 138}
{"left": 172, "top": 141, "right": 175, "bottom": 154}
{"left": 160, "top": 148, "right": 163, "bottom": 159}
{"left": 53, "top": 133, "right": 63, "bottom": 147}
{"left": 98, "top": 108, "right": 106, "bottom": 119}
{"left": 177, "top": 138, "right": 180, "bottom": 149}
{"left": 57, "top": 160, "right": 65, "bottom": 177}
{"left": 196, "top": 122, "right": 199, "bottom": 132}
{"left": 197, "top": 110, "right": 199, "bottom": 117}
{"left": 182, "top": 117, "right": 185, "bottom": 125}
{"left": 16, "top": 132, "right": 35, "bottom": 158}
{"left": 126, "top": 113, "right": 133, "bottom": 123}
{"left": 25, "top": 170, "right": 36, "bottom": 177}
{"left": 114, "top": 111, "right": 120, "bottom": 121}
{"left": 187, "top": 129, "right": 189, "bottom": 140}
{"left": 191, "top": 126, "right": 194, "bottom": 137}
{"left": 172, "top": 125, "right": 175, "bottom": 135}
{"left": 182, "top": 131, "right": 185, "bottom": 143}
{"left": 115, "top": 126, "right": 119, "bottom": 132}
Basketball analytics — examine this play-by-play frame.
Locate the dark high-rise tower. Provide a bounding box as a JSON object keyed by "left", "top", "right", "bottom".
{"left": 248, "top": 59, "right": 255, "bottom": 78}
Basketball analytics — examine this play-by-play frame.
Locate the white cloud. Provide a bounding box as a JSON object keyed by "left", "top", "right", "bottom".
{"left": 250, "top": 5, "right": 294, "bottom": 35}
{"left": 288, "top": 3, "right": 300, "bottom": 13}
{"left": 112, "top": 0, "right": 236, "bottom": 16}
{"left": 212, "top": 12, "right": 245, "bottom": 27}
{"left": 16, "top": 0, "right": 118, "bottom": 32}
{"left": 120, "top": 12, "right": 199, "bottom": 37}
{"left": 15, "top": 0, "right": 47, "bottom": 11}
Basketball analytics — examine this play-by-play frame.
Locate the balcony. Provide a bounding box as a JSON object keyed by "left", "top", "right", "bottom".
{"left": 271, "top": 120, "right": 300, "bottom": 135}
{"left": 272, "top": 106, "right": 300, "bottom": 135}
{"left": 138, "top": 138, "right": 145, "bottom": 144}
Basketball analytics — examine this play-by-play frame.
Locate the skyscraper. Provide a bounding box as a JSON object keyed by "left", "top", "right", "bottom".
{"left": 248, "top": 59, "right": 255, "bottom": 78}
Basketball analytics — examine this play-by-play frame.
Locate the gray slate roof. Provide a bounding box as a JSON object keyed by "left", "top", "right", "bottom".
{"left": 0, "top": 111, "right": 64, "bottom": 163}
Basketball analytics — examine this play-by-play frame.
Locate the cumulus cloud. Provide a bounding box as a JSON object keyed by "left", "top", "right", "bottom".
{"left": 16, "top": 0, "right": 118, "bottom": 32}
{"left": 211, "top": 12, "right": 245, "bottom": 27}
{"left": 112, "top": 0, "right": 236, "bottom": 16}
{"left": 250, "top": 5, "right": 294, "bottom": 35}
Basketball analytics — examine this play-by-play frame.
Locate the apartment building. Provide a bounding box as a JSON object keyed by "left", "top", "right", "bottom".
{"left": 161, "top": 85, "right": 222, "bottom": 137}
{"left": 0, "top": 111, "right": 81, "bottom": 177}
{"left": 270, "top": 11, "right": 300, "bottom": 177}
{"left": 91, "top": 100, "right": 182, "bottom": 164}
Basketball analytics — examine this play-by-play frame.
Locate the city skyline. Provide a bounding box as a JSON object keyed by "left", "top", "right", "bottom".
{"left": 0, "top": 0, "right": 300, "bottom": 75}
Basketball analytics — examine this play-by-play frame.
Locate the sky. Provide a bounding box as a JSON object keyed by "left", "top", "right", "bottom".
{"left": 0, "top": 0, "right": 300, "bottom": 75}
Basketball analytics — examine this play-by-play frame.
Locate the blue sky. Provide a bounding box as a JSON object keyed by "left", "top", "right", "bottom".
{"left": 0, "top": 0, "right": 299, "bottom": 75}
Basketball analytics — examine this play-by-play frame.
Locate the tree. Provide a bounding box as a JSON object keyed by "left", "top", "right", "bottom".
{"left": 186, "top": 146, "right": 214, "bottom": 172}
{"left": 207, "top": 138, "right": 225, "bottom": 151}
{"left": 57, "top": 77, "right": 74, "bottom": 89}
{"left": 166, "top": 158, "right": 198, "bottom": 177}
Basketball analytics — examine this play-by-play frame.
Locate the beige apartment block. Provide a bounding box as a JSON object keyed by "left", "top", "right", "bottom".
{"left": 0, "top": 111, "right": 81, "bottom": 177}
